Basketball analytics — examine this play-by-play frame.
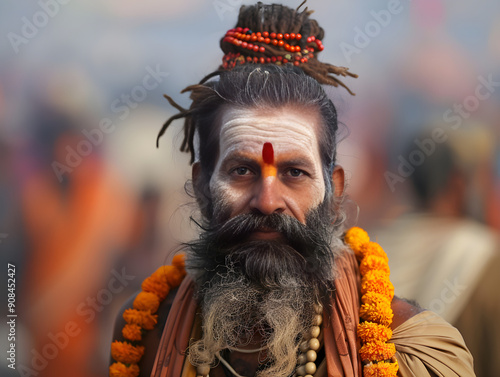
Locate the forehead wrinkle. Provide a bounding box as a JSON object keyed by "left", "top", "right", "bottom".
{"left": 219, "top": 123, "right": 319, "bottom": 159}
{"left": 219, "top": 105, "right": 319, "bottom": 135}
{"left": 220, "top": 119, "right": 318, "bottom": 141}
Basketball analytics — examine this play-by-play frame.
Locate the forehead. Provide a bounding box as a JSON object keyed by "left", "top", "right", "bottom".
{"left": 217, "top": 105, "right": 323, "bottom": 160}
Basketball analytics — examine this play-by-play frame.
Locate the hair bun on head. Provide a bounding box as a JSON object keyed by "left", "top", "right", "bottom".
{"left": 219, "top": 1, "right": 358, "bottom": 95}
{"left": 157, "top": 1, "right": 352, "bottom": 169}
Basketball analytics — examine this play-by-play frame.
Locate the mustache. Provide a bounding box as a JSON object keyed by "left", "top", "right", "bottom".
{"left": 206, "top": 211, "right": 327, "bottom": 253}
{"left": 186, "top": 208, "right": 337, "bottom": 289}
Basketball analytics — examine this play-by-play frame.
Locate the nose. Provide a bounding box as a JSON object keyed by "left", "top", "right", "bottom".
{"left": 249, "top": 176, "right": 286, "bottom": 215}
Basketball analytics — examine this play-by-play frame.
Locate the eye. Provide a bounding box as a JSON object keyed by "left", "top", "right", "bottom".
{"left": 231, "top": 167, "right": 252, "bottom": 176}
{"left": 286, "top": 168, "right": 305, "bottom": 177}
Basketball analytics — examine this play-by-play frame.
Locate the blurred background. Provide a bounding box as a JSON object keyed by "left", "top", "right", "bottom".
{"left": 0, "top": 0, "right": 499, "bottom": 376}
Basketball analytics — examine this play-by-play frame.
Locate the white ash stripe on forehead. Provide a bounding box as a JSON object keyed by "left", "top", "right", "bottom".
{"left": 218, "top": 108, "right": 322, "bottom": 161}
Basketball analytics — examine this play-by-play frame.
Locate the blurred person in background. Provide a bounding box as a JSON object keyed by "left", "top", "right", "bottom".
{"left": 373, "top": 124, "right": 500, "bottom": 377}
{"left": 18, "top": 101, "right": 137, "bottom": 377}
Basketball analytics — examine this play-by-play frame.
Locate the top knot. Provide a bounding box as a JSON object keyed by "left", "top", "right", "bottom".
{"left": 218, "top": 2, "right": 358, "bottom": 95}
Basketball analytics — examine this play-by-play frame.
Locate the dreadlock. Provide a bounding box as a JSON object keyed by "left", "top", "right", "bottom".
{"left": 157, "top": 1, "right": 356, "bottom": 176}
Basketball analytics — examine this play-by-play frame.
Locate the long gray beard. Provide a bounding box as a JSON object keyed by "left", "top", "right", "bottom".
{"left": 188, "top": 265, "right": 319, "bottom": 377}
{"left": 186, "top": 200, "right": 347, "bottom": 376}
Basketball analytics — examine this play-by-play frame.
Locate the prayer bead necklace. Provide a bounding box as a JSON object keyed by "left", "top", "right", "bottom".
{"left": 295, "top": 303, "right": 323, "bottom": 377}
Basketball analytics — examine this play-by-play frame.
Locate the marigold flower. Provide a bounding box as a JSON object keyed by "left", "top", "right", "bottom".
{"left": 347, "top": 229, "right": 398, "bottom": 375}
{"left": 361, "top": 271, "right": 394, "bottom": 300}
{"left": 344, "top": 227, "right": 370, "bottom": 258}
{"left": 363, "top": 359, "right": 399, "bottom": 376}
{"left": 359, "top": 242, "right": 388, "bottom": 262}
{"left": 109, "top": 362, "right": 140, "bottom": 377}
{"left": 133, "top": 291, "right": 160, "bottom": 313}
{"left": 110, "top": 259, "right": 187, "bottom": 377}
{"left": 111, "top": 340, "right": 145, "bottom": 364}
{"left": 122, "top": 323, "right": 142, "bottom": 342}
{"left": 362, "top": 291, "right": 392, "bottom": 307}
{"left": 141, "top": 275, "right": 170, "bottom": 300}
{"left": 360, "top": 341, "right": 396, "bottom": 362}
{"left": 361, "top": 269, "right": 391, "bottom": 283}
{"left": 358, "top": 321, "right": 393, "bottom": 343}
{"left": 360, "top": 301, "right": 394, "bottom": 326}
{"left": 123, "top": 308, "right": 158, "bottom": 330}
{"left": 153, "top": 265, "right": 185, "bottom": 287}
{"left": 172, "top": 254, "right": 185, "bottom": 269}
{"left": 360, "top": 254, "right": 390, "bottom": 276}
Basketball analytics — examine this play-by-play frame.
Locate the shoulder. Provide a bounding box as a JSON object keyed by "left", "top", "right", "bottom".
{"left": 390, "top": 296, "right": 424, "bottom": 330}
{"left": 390, "top": 309, "right": 475, "bottom": 376}
{"left": 110, "top": 287, "right": 180, "bottom": 377}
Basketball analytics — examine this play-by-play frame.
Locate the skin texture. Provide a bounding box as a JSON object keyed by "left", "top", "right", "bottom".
{"left": 207, "top": 105, "right": 344, "bottom": 227}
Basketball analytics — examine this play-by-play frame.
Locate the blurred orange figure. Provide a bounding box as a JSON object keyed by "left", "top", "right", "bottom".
{"left": 20, "top": 109, "right": 136, "bottom": 377}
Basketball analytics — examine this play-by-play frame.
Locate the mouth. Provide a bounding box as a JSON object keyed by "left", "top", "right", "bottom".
{"left": 248, "top": 227, "right": 284, "bottom": 241}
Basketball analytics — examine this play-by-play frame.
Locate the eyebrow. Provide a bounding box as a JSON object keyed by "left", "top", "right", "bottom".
{"left": 220, "top": 154, "right": 259, "bottom": 170}
{"left": 221, "top": 152, "right": 317, "bottom": 172}
{"left": 276, "top": 157, "right": 316, "bottom": 169}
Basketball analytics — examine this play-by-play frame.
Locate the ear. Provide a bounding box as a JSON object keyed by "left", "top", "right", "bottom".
{"left": 331, "top": 165, "right": 345, "bottom": 198}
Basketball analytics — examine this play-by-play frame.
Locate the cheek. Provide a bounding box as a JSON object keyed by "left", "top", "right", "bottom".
{"left": 312, "top": 165, "right": 327, "bottom": 203}
{"left": 293, "top": 178, "right": 326, "bottom": 212}
{"left": 209, "top": 176, "right": 250, "bottom": 215}
{"left": 313, "top": 179, "right": 327, "bottom": 205}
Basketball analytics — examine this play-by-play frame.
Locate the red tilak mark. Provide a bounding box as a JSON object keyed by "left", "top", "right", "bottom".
{"left": 262, "top": 142, "right": 274, "bottom": 164}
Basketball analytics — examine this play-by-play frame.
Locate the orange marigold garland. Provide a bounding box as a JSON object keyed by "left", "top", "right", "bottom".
{"left": 111, "top": 341, "right": 145, "bottom": 364}
{"left": 357, "top": 322, "right": 392, "bottom": 343}
{"left": 359, "top": 342, "right": 396, "bottom": 361}
{"left": 109, "top": 362, "right": 140, "bottom": 377}
{"left": 109, "top": 254, "right": 186, "bottom": 377}
{"left": 141, "top": 275, "right": 170, "bottom": 301}
{"left": 122, "top": 308, "right": 158, "bottom": 330}
{"left": 361, "top": 270, "right": 395, "bottom": 298}
{"left": 122, "top": 324, "right": 142, "bottom": 342}
{"left": 360, "top": 255, "right": 390, "bottom": 276}
{"left": 363, "top": 359, "right": 399, "bottom": 377}
{"left": 359, "top": 301, "right": 393, "bottom": 327}
{"left": 344, "top": 227, "right": 370, "bottom": 257}
{"left": 345, "top": 227, "right": 398, "bottom": 377}
{"left": 133, "top": 291, "right": 161, "bottom": 312}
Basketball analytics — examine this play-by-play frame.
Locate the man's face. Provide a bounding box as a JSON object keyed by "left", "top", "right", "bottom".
{"left": 188, "top": 105, "right": 342, "bottom": 375}
{"left": 209, "top": 105, "right": 326, "bottom": 230}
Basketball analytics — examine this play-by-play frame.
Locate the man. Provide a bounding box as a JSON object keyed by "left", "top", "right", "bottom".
{"left": 373, "top": 125, "right": 500, "bottom": 376}
{"left": 111, "top": 3, "right": 475, "bottom": 377}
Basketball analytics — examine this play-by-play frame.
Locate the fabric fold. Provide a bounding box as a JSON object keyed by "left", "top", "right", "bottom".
{"left": 391, "top": 310, "right": 475, "bottom": 377}
{"left": 151, "top": 277, "right": 197, "bottom": 377}
{"left": 324, "top": 250, "right": 361, "bottom": 377}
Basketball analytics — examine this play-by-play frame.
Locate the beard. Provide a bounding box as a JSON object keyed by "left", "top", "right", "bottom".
{"left": 186, "top": 199, "right": 345, "bottom": 377}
